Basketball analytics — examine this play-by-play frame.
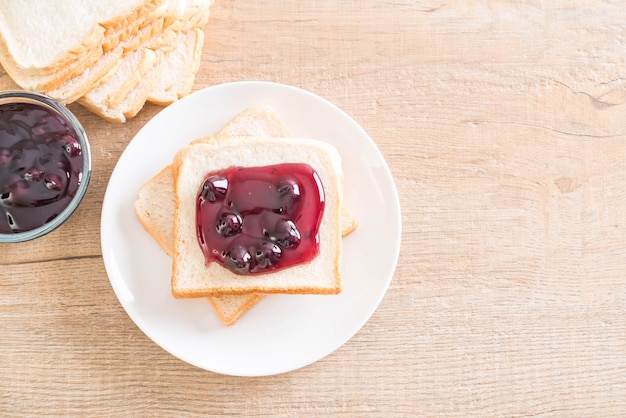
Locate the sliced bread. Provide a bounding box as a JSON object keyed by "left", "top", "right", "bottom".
{"left": 0, "top": 0, "right": 213, "bottom": 121}
{"left": 48, "top": 2, "right": 181, "bottom": 106}
{"left": 172, "top": 137, "right": 344, "bottom": 297}
{"left": 135, "top": 106, "right": 357, "bottom": 324}
{"left": 78, "top": 48, "right": 159, "bottom": 122}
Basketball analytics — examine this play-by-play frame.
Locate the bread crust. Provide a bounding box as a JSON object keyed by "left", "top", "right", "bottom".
{"left": 135, "top": 165, "right": 177, "bottom": 255}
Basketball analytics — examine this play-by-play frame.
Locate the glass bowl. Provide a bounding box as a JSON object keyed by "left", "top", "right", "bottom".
{"left": 0, "top": 91, "right": 91, "bottom": 242}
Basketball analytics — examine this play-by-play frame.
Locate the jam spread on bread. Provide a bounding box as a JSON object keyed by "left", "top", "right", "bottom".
{"left": 0, "top": 103, "right": 83, "bottom": 233}
{"left": 196, "top": 163, "right": 325, "bottom": 274}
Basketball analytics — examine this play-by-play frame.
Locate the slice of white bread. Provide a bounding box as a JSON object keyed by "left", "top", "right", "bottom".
{"left": 136, "top": 155, "right": 355, "bottom": 325}
{"left": 172, "top": 137, "right": 344, "bottom": 297}
{"left": 0, "top": 0, "right": 167, "bottom": 90}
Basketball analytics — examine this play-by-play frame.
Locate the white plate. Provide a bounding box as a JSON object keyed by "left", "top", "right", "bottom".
{"left": 101, "top": 81, "right": 401, "bottom": 376}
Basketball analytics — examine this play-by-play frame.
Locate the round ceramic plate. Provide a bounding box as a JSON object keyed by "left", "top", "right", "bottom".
{"left": 101, "top": 81, "right": 401, "bottom": 376}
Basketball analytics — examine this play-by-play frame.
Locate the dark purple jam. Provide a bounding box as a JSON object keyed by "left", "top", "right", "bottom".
{"left": 0, "top": 102, "right": 84, "bottom": 234}
{"left": 196, "top": 163, "right": 325, "bottom": 275}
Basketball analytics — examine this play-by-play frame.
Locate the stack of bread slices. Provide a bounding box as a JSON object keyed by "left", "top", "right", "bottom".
{"left": 134, "top": 106, "right": 358, "bottom": 325}
{"left": 0, "top": 0, "right": 213, "bottom": 122}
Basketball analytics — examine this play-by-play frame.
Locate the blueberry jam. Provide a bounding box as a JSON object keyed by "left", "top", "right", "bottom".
{"left": 0, "top": 102, "right": 84, "bottom": 234}
{"left": 196, "top": 163, "right": 325, "bottom": 275}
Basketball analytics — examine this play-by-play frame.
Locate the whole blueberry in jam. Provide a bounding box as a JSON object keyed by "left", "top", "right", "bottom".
{"left": 254, "top": 241, "right": 282, "bottom": 269}
{"left": 196, "top": 163, "right": 325, "bottom": 275}
{"left": 224, "top": 245, "right": 252, "bottom": 274}
{"left": 216, "top": 211, "right": 243, "bottom": 237}
{"left": 0, "top": 102, "right": 84, "bottom": 234}
{"left": 199, "top": 175, "right": 228, "bottom": 203}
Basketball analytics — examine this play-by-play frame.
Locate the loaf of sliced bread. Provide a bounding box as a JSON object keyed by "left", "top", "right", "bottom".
{"left": 172, "top": 137, "right": 344, "bottom": 297}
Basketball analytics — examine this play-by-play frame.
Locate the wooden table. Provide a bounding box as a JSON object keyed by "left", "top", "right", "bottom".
{"left": 3, "top": 1, "right": 626, "bottom": 416}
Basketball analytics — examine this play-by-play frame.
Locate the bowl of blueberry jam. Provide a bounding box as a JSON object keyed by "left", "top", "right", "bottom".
{"left": 0, "top": 91, "right": 91, "bottom": 242}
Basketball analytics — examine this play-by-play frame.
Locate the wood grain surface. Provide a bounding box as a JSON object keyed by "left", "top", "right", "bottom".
{"left": 3, "top": 1, "right": 626, "bottom": 416}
